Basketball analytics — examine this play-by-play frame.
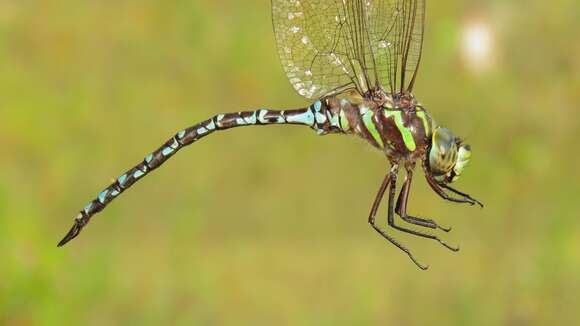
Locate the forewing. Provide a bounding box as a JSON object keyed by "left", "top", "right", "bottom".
{"left": 272, "top": 0, "right": 360, "bottom": 99}
{"left": 271, "top": 0, "right": 426, "bottom": 99}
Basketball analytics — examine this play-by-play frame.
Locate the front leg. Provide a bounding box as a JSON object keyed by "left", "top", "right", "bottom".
{"left": 395, "top": 171, "right": 452, "bottom": 232}
{"left": 388, "top": 169, "right": 459, "bottom": 252}
{"left": 440, "top": 183, "right": 484, "bottom": 208}
{"left": 425, "top": 172, "right": 481, "bottom": 206}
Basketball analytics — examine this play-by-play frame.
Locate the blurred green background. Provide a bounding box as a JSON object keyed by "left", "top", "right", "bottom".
{"left": 1, "top": 0, "right": 579, "bottom": 324}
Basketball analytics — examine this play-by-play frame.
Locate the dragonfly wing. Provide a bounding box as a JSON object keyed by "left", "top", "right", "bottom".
{"left": 272, "top": 0, "right": 362, "bottom": 99}
{"left": 365, "top": 0, "right": 426, "bottom": 94}
{"left": 396, "top": 0, "right": 426, "bottom": 93}
{"left": 271, "top": 0, "right": 426, "bottom": 99}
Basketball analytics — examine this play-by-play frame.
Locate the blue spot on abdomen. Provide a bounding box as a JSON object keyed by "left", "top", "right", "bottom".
{"left": 98, "top": 190, "right": 108, "bottom": 203}
{"left": 118, "top": 174, "right": 127, "bottom": 186}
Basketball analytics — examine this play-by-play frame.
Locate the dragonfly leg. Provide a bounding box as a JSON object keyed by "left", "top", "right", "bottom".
{"left": 440, "top": 184, "right": 484, "bottom": 208}
{"left": 368, "top": 165, "right": 428, "bottom": 270}
{"left": 424, "top": 170, "right": 481, "bottom": 207}
{"left": 387, "top": 170, "right": 459, "bottom": 252}
{"left": 395, "top": 171, "right": 452, "bottom": 232}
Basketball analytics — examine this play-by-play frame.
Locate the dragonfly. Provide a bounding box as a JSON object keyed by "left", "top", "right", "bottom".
{"left": 59, "top": 0, "right": 483, "bottom": 270}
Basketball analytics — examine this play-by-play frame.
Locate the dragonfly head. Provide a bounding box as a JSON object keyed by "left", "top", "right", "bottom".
{"left": 428, "top": 127, "right": 471, "bottom": 184}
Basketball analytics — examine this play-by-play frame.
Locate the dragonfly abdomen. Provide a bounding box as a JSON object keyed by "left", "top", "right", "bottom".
{"left": 58, "top": 102, "right": 347, "bottom": 246}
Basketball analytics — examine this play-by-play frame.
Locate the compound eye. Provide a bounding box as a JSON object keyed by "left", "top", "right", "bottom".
{"left": 429, "top": 128, "right": 457, "bottom": 175}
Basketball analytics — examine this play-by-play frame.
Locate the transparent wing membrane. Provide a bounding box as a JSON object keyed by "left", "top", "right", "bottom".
{"left": 272, "top": 0, "right": 425, "bottom": 99}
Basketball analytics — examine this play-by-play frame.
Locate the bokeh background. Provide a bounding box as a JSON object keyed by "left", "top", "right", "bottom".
{"left": 1, "top": 0, "right": 579, "bottom": 324}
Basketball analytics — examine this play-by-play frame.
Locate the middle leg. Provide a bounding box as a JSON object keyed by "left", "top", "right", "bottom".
{"left": 395, "top": 171, "right": 452, "bottom": 232}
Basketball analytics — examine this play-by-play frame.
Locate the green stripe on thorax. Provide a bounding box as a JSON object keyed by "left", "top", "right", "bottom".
{"left": 415, "top": 106, "right": 432, "bottom": 138}
{"left": 384, "top": 109, "right": 417, "bottom": 152}
{"left": 360, "top": 106, "right": 384, "bottom": 148}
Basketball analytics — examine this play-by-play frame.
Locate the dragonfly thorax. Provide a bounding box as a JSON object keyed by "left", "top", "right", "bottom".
{"left": 325, "top": 91, "right": 432, "bottom": 165}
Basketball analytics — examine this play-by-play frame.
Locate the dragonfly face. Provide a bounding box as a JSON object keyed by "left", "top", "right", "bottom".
{"left": 428, "top": 127, "right": 471, "bottom": 184}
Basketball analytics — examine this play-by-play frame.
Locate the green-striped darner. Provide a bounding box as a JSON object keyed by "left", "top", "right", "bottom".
{"left": 59, "top": 0, "right": 483, "bottom": 270}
